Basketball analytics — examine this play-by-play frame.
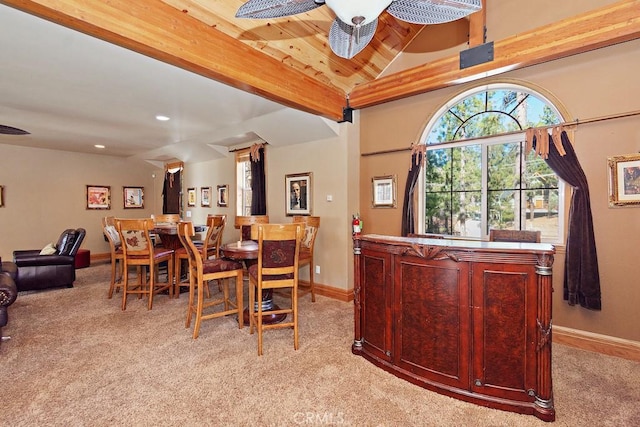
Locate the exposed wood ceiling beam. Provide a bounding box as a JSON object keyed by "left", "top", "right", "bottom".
{"left": 3, "top": 0, "right": 638, "bottom": 122}
{"left": 468, "top": 0, "right": 486, "bottom": 47}
{"left": 1, "top": 0, "right": 347, "bottom": 121}
{"left": 349, "top": 0, "right": 640, "bottom": 109}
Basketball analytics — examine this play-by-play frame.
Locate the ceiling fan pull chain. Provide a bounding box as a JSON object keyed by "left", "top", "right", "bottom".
{"left": 352, "top": 16, "right": 365, "bottom": 44}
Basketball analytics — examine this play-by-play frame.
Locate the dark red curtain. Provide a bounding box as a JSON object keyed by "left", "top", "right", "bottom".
{"left": 250, "top": 146, "right": 266, "bottom": 215}
{"left": 401, "top": 151, "right": 424, "bottom": 236}
{"left": 537, "top": 131, "right": 601, "bottom": 310}
{"left": 162, "top": 169, "right": 181, "bottom": 214}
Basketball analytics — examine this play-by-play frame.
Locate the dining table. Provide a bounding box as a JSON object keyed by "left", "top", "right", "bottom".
{"left": 153, "top": 223, "right": 205, "bottom": 250}
{"left": 220, "top": 240, "right": 286, "bottom": 325}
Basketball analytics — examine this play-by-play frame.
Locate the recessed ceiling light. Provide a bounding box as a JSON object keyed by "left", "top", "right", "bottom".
{"left": 155, "top": 115, "right": 170, "bottom": 121}
{"left": 94, "top": 144, "right": 105, "bottom": 149}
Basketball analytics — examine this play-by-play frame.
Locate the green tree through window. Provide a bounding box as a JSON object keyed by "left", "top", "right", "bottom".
{"left": 421, "top": 85, "right": 563, "bottom": 241}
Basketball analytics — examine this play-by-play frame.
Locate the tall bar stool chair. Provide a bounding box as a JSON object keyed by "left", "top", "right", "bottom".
{"left": 235, "top": 215, "right": 269, "bottom": 241}
{"left": 248, "top": 223, "right": 302, "bottom": 355}
{"left": 102, "top": 216, "right": 124, "bottom": 298}
{"left": 116, "top": 218, "right": 174, "bottom": 310}
{"left": 177, "top": 221, "right": 244, "bottom": 339}
{"left": 203, "top": 214, "right": 227, "bottom": 259}
{"left": 174, "top": 214, "right": 226, "bottom": 296}
{"left": 489, "top": 229, "right": 541, "bottom": 243}
{"left": 291, "top": 216, "right": 320, "bottom": 302}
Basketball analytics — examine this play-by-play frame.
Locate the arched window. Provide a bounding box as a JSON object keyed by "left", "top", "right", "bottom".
{"left": 419, "top": 84, "right": 565, "bottom": 242}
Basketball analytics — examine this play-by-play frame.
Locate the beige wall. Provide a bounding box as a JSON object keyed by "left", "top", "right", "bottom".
{"left": 359, "top": 38, "right": 640, "bottom": 341}
{"left": 1, "top": 0, "right": 636, "bottom": 342}
{"left": 0, "top": 144, "right": 158, "bottom": 259}
{"left": 181, "top": 126, "right": 356, "bottom": 292}
{"left": 0, "top": 122, "right": 357, "bottom": 294}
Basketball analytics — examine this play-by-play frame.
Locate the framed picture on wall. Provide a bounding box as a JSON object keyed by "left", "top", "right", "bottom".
{"left": 608, "top": 153, "right": 640, "bottom": 206}
{"left": 0, "top": 185, "right": 4, "bottom": 207}
{"left": 86, "top": 185, "right": 111, "bottom": 210}
{"left": 123, "top": 186, "right": 144, "bottom": 209}
{"left": 201, "top": 187, "right": 211, "bottom": 207}
{"left": 285, "top": 172, "right": 312, "bottom": 216}
{"left": 217, "top": 185, "right": 228, "bottom": 207}
{"left": 187, "top": 187, "right": 196, "bottom": 207}
{"left": 372, "top": 175, "right": 397, "bottom": 208}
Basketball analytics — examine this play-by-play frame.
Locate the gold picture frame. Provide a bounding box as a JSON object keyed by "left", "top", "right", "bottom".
{"left": 372, "top": 175, "right": 397, "bottom": 208}
{"left": 608, "top": 153, "right": 640, "bottom": 206}
{"left": 187, "top": 187, "right": 196, "bottom": 207}
{"left": 201, "top": 187, "right": 211, "bottom": 207}
{"left": 86, "top": 185, "right": 111, "bottom": 210}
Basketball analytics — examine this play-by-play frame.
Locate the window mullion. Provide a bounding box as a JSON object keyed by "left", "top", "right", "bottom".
{"left": 481, "top": 144, "right": 489, "bottom": 240}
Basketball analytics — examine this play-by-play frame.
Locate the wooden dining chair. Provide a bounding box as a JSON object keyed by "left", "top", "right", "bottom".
{"left": 235, "top": 215, "right": 269, "bottom": 241}
{"left": 177, "top": 221, "right": 244, "bottom": 339}
{"left": 203, "top": 214, "right": 227, "bottom": 259}
{"left": 116, "top": 218, "right": 174, "bottom": 310}
{"left": 101, "top": 216, "right": 124, "bottom": 299}
{"left": 248, "top": 223, "right": 302, "bottom": 355}
{"left": 174, "top": 214, "right": 226, "bottom": 296}
{"left": 489, "top": 229, "right": 541, "bottom": 243}
{"left": 291, "top": 216, "right": 320, "bottom": 302}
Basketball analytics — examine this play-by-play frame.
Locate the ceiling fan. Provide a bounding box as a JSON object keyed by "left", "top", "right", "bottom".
{"left": 236, "top": 0, "right": 483, "bottom": 59}
{"left": 0, "top": 124, "right": 29, "bottom": 135}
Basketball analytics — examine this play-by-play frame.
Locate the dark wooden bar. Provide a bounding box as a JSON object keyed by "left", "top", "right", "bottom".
{"left": 353, "top": 234, "right": 556, "bottom": 422}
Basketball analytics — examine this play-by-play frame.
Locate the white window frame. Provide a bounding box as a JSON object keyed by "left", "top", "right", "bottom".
{"left": 235, "top": 149, "right": 252, "bottom": 216}
{"left": 416, "top": 83, "right": 566, "bottom": 244}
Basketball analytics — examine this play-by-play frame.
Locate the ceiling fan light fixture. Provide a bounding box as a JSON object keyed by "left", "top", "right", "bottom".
{"left": 325, "top": 0, "right": 392, "bottom": 27}
{"left": 235, "top": 0, "right": 484, "bottom": 59}
{"left": 329, "top": 17, "right": 377, "bottom": 59}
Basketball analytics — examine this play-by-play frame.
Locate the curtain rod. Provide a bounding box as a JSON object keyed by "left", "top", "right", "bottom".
{"left": 164, "top": 161, "right": 184, "bottom": 170}
{"left": 228, "top": 141, "right": 269, "bottom": 153}
{"left": 361, "top": 109, "right": 640, "bottom": 157}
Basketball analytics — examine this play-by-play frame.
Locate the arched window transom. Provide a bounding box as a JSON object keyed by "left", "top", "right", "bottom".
{"left": 420, "top": 84, "right": 565, "bottom": 242}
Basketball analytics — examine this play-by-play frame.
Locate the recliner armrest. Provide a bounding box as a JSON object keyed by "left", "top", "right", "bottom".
{"left": 13, "top": 253, "right": 75, "bottom": 267}
{"left": 0, "top": 274, "right": 17, "bottom": 307}
{"left": 13, "top": 249, "right": 43, "bottom": 259}
{"left": 1, "top": 274, "right": 17, "bottom": 329}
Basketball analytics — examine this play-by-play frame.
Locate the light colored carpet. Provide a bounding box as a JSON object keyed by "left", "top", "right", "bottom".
{"left": 1, "top": 263, "right": 639, "bottom": 426}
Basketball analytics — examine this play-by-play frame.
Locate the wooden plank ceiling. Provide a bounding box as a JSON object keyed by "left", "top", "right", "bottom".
{"left": 161, "top": 0, "right": 425, "bottom": 94}
{"left": 2, "top": 0, "right": 640, "bottom": 122}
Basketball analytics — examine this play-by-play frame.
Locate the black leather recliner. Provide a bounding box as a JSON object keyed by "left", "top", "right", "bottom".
{"left": 1, "top": 261, "right": 18, "bottom": 344}
{"left": 13, "top": 228, "right": 86, "bottom": 291}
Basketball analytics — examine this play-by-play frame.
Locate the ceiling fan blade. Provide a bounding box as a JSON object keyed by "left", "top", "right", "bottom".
{"left": 0, "top": 124, "right": 30, "bottom": 135}
{"left": 329, "top": 18, "right": 377, "bottom": 59}
{"left": 236, "top": 0, "right": 325, "bottom": 19}
{"left": 387, "top": 0, "right": 482, "bottom": 24}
